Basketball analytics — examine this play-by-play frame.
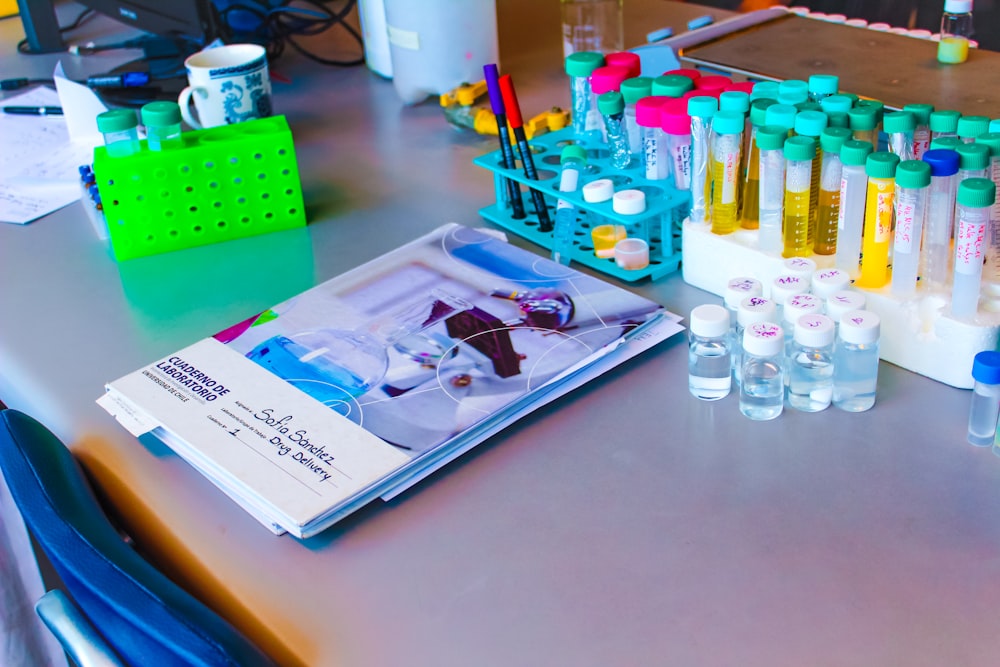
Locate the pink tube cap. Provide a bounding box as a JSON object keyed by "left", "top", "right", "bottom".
{"left": 635, "top": 96, "right": 669, "bottom": 127}
{"left": 589, "top": 65, "right": 632, "bottom": 95}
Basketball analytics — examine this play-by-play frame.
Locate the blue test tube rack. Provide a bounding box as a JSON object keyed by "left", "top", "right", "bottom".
{"left": 473, "top": 126, "right": 688, "bottom": 282}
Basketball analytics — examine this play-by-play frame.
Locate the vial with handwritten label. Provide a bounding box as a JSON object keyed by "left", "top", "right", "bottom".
{"left": 733, "top": 296, "right": 777, "bottom": 388}
{"left": 740, "top": 322, "right": 785, "bottom": 421}
{"left": 688, "top": 304, "right": 732, "bottom": 400}
{"left": 787, "top": 313, "right": 835, "bottom": 412}
{"left": 832, "top": 309, "right": 880, "bottom": 412}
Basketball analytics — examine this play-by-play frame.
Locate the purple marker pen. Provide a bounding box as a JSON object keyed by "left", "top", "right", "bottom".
{"left": 484, "top": 64, "right": 525, "bottom": 219}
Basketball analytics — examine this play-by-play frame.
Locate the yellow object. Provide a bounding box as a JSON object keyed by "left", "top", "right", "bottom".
{"left": 591, "top": 224, "right": 627, "bottom": 258}
{"left": 857, "top": 176, "right": 895, "bottom": 287}
{"left": 0, "top": 0, "right": 17, "bottom": 18}
{"left": 814, "top": 187, "right": 840, "bottom": 255}
{"left": 438, "top": 80, "right": 488, "bottom": 107}
{"left": 740, "top": 138, "right": 760, "bottom": 229}
{"left": 937, "top": 36, "right": 969, "bottom": 64}
{"left": 782, "top": 162, "right": 813, "bottom": 257}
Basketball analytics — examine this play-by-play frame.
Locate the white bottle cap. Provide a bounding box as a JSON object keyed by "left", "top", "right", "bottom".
{"left": 725, "top": 276, "right": 763, "bottom": 309}
{"left": 806, "top": 11, "right": 828, "bottom": 19}
{"left": 838, "top": 309, "right": 881, "bottom": 344}
{"left": 582, "top": 178, "right": 615, "bottom": 203}
{"left": 737, "top": 296, "right": 777, "bottom": 327}
{"left": 783, "top": 293, "right": 823, "bottom": 325}
{"left": 771, "top": 274, "right": 808, "bottom": 305}
{"left": 844, "top": 18, "right": 868, "bottom": 27}
{"left": 794, "top": 313, "right": 835, "bottom": 347}
{"left": 868, "top": 22, "right": 892, "bottom": 31}
{"left": 824, "top": 13, "right": 847, "bottom": 22}
{"left": 782, "top": 256, "right": 816, "bottom": 280}
{"left": 743, "top": 322, "right": 784, "bottom": 356}
{"left": 826, "top": 290, "right": 867, "bottom": 322}
{"left": 690, "top": 303, "right": 730, "bottom": 338}
{"left": 908, "top": 29, "right": 933, "bottom": 39}
{"left": 612, "top": 189, "right": 647, "bottom": 215}
{"left": 944, "top": 0, "right": 973, "bottom": 14}
{"left": 888, "top": 26, "right": 909, "bottom": 35}
{"left": 811, "top": 268, "right": 851, "bottom": 298}
{"left": 788, "top": 6, "right": 810, "bottom": 15}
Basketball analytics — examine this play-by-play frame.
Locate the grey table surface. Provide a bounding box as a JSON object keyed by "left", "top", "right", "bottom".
{"left": 2, "top": 3, "right": 998, "bottom": 666}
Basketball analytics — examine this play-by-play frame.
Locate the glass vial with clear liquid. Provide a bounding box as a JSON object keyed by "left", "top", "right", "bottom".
{"left": 787, "top": 313, "right": 835, "bottom": 412}
{"left": 566, "top": 51, "right": 606, "bottom": 137}
{"left": 740, "top": 322, "right": 786, "bottom": 421}
{"left": 832, "top": 309, "right": 881, "bottom": 412}
{"left": 561, "top": 0, "right": 623, "bottom": 58}
{"left": 688, "top": 304, "right": 732, "bottom": 400}
{"left": 597, "top": 91, "right": 631, "bottom": 169}
{"left": 733, "top": 296, "right": 777, "bottom": 388}
{"left": 967, "top": 350, "right": 1000, "bottom": 446}
{"left": 938, "top": 0, "right": 974, "bottom": 65}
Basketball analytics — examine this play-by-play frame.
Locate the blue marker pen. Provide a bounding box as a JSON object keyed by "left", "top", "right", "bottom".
{"left": 484, "top": 64, "right": 526, "bottom": 219}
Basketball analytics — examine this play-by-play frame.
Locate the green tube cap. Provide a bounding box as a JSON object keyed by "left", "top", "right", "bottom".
{"left": 784, "top": 135, "right": 816, "bottom": 161}
{"left": 687, "top": 95, "right": 718, "bottom": 119}
{"left": 820, "top": 126, "right": 853, "bottom": 153}
{"left": 826, "top": 111, "right": 850, "bottom": 128}
{"left": 819, "top": 94, "right": 854, "bottom": 114}
{"left": 764, "top": 103, "right": 797, "bottom": 131}
{"left": 848, "top": 106, "right": 878, "bottom": 131}
{"left": 756, "top": 124, "right": 788, "bottom": 151}
{"left": 140, "top": 101, "right": 182, "bottom": 127}
{"left": 712, "top": 109, "right": 745, "bottom": 135}
{"left": 719, "top": 90, "right": 750, "bottom": 114}
{"left": 97, "top": 108, "right": 138, "bottom": 133}
{"left": 957, "top": 177, "right": 997, "bottom": 208}
{"left": 750, "top": 81, "right": 779, "bottom": 101}
{"left": 865, "top": 151, "right": 900, "bottom": 179}
{"left": 651, "top": 74, "right": 694, "bottom": 97}
{"left": 929, "top": 109, "right": 962, "bottom": 134}
{"left": 883, "top": 110, "right": 916, "bottom": 134}
{"left": 976, "top": 132, "right": 1000, "bottom": 157}
{"left": 565, "top": 51, "right": 606, "bottom": 77}
{"left": 839, "top": 139, "right": 874, "bottom": 167}
{"left": 903, "top": 103, "right": 934, "bottom": 126}
{"left": 597, "top": 91, "right": 625, "bottom": 115}
{"left": 560, "top": 144, "right": 587, "bottom": 164}
{"left": 808, "top": 74, "right": 839, "bottom": 96}
{"left": 749, "top": 98, "right": 777, "bottom": 126}
{"left": 957, "top": 115, "right": 990, "bottom": 140}
{"left": 794, "top": 110, "right": 828, "bottom": 137}
{"left": 894, "top": 159, "right": 931, "bottom": 189}
{"left": 931, "top": 136, "right": 964, "bottom": 150}
{"left": 955, "top": 142, "right": 991, "bottom": 170}
{"left": 620, "top": 77, "right": 653, "bottom": 104}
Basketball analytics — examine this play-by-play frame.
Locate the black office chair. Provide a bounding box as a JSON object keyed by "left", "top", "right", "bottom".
{"left": 0, "top": 409, "right": 278, "bottom": 667}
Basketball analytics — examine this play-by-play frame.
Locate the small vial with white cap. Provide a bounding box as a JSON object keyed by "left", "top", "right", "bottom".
{"left": 688, "top": 304, "right": 732, "bottom": 400}
{"left": 740, "top": 322, "right": 786, "bottom": 421}
{"left": 787, "top": 313, "right": 836, "bottom": 412}
{"left": 783, "top": 256, "right": 817, "bottom": 281}
{"left": 811, "top": 268, "right": 852, "bottom": 303}
{"left": 967, "top": 351, "right": 1000, "bottom": 446}
{"left": 724, "top": 276, "right": 763, "bottom": 329}
{"left": 781, "top": 292, "right": 823, "bottom": 361}
{"left": 613, "top": 188, "right": 650, "bottom": 249}
{"left": 733, "top": 296, "right": 777, "bottom": 387}
{"left": 582, "top": 178, "right": 616, "bottom": 241}
{"left": 770, "top": 273, "right": 809, "bottom": 324}
{"left": 825, "top": 289, "right": 867, "bottom": 325}
{"left": 833, "top": 309, "right": 881, "bottom": 411}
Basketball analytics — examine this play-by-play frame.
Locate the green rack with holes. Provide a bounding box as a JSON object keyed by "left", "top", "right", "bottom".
{"left": 93, "top": 115, "right": 306, "bottom": 261}
{"left": 472, "top": 126, "right": 689, "bottom": 282}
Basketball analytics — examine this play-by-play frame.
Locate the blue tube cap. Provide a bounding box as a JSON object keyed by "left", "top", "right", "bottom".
{"left": 921, "top": 148, "right": 960, "bottom": 177}
{"left": 972, "top": 350, "right": 1000, "bottom": 384}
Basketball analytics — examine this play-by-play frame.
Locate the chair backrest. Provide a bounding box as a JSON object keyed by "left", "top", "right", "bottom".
{"left": 0, "top": 409, "right": 278, "bottom": 667}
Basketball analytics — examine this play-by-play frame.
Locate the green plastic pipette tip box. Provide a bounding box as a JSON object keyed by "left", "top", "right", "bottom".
{"left": 93, "top": 115, "right": 306, "bottom": 261}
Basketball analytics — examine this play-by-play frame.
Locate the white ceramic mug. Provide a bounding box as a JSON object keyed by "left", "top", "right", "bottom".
{"left": 178, "top": 44, "right": 273, "bottom": 129}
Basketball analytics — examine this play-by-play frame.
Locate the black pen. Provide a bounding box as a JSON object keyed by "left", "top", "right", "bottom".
{"left": 497, "top": 73, "right": 553, "bottom": 232}
{"left": 483, "top": 64, "right": 526, "bottom": 220}
{"left": 3, "top": 106, "right": 64, "bottom": 116}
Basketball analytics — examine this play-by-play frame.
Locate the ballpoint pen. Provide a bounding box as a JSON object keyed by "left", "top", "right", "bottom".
{"left": 497, "top": 73, "right": 553, "bottom": 232}
{"left": 2, "top": 106, "right": 64, "bottom": 116}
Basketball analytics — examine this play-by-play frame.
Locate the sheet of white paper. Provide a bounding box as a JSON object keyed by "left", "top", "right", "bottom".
{"left": 0, "top": 83, "right": 100, "bottom": 224}
{"left": 52, "top": 62, "right": 108, "bottom": 145}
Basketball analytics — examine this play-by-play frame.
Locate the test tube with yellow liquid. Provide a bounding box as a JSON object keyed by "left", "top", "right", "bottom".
{"left": 815, "top": 127, "right": 853, "bottom": 255}
{"left": 740, "top": 99, "right": 777, "bottom": 230}
{"left": 793, "top": 110, "right": 829, "bottom": 251}
{"left": 782, "top": 136, "right": 817, "bottom": 257}
{"left": 856, "top": 152, "right": 901, "bottom": 288}
{"left": 709, "top": 110, "right": 745, "bottom": 235}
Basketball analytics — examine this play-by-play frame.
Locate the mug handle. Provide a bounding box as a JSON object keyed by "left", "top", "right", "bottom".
{"left": 178, "top": 85, "right": 203, "bottom": 130}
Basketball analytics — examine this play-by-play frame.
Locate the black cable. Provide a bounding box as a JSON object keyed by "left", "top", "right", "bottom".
{"left": 16, "top": 7, "right": 96, "bottom": 54}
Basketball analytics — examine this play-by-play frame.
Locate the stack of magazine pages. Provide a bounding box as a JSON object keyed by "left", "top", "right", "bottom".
{"left": 100, "top": 224, "right": 683, "bottom": 537}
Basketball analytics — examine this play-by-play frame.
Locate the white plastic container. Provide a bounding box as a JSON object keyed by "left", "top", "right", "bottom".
{"left": 383, "top": 0, "right": 498, "bottom": 104}
{"left": 358, "top": 0, "right": 393, "bottom": 78}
